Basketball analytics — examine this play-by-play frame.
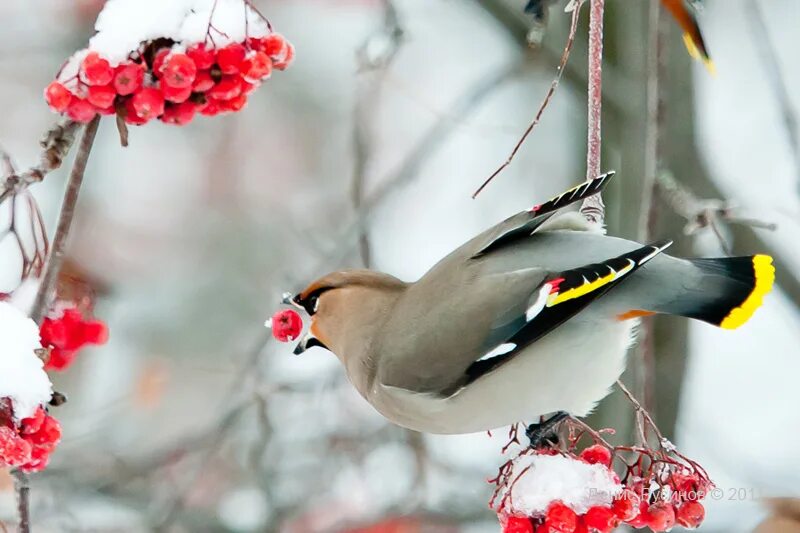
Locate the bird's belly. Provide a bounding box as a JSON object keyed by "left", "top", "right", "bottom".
{"left": 373, "top": 318, "right": 636, "bottom": 434}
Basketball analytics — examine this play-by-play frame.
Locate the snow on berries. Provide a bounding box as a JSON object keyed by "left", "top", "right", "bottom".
{"left": 0, "top": 405, "right": 62, "bottom": 472}
{"left": 493, "top": 423, "right": 713, "bottom": 533}
{"left": 44, "top": 0, "right": 295, "bottom": 126}
{"left": 267, "top": 309, "right": 304, "bottom": 343}
{"left": 39, "top": 307, "right": 109, "bottom": 371}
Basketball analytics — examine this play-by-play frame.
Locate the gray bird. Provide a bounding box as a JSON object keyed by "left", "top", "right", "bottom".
{"left": 290, "top": 172, "right": 774, "bottom": 435}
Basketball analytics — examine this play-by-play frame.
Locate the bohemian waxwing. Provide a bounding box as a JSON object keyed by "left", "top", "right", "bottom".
{"left": 290, "top": 172, "right": 774, "bottom": 434}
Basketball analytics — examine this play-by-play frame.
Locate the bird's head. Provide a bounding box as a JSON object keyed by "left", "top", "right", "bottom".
{"left": 289, "top": 270, "right": 407, "bottom": 360}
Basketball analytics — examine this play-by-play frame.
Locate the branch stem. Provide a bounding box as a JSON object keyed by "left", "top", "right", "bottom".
{"left": 30, "top": 116, "right": 100, "bottom": 325}
{"left": 580, "top": 0, "right": 606, "bottom": 223}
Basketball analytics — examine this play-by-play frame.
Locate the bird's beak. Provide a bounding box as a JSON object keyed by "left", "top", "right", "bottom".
{"left": 293, "top": 330, "right": 328, "bottom": 355}
{"left": 282, "top": 292, "right": 303, "bottom": 310}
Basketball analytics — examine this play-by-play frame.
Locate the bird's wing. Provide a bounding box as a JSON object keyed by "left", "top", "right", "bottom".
{"left": 459, "top": 240, "right": 673, "bottom": 390}
{"left": 471, "top": 172, "right": 615, "bottom": 258}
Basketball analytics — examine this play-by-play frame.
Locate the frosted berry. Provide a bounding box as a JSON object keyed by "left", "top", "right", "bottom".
{"left": 21, "top": 407, "right": 47, "bottom": 435}
{"left": 675, "top": 501, "right": 705, "bottom": 529}
{"left": 274, "top": 43, "right": 295, "bottom": 71}
{"left": 612, "top": 489, "right": 640, "bottom": 521}
{"left": 27, "top": 414, "right": 61, "bottom": 449}
{"left": 644, "top": 502, "right": 676, "bottom": 532}
{"left": 270, "top": 309, "right": 303, "bottom": 342}
{"left": 162, "top": 84, "right": 193, "bottom": 103}
{"left": 45, "top": 82, "right": 72, "bottom": 112}
{"left": 162, "top": 53, "right": 197, "bottom": 89}
{"left": 66, "top": 98, "right": 97, "bottom": 123}
{"left": 22, "top": 445, "right": 51, "bottom": 472}
{"left": 241, "top": 51, "right": 272, "bottom": 82}
{"left": 262, "top": 33, "right": 288, "bottom": 60}
{"left": 187, "top": 44, "right": 215, "bottom": 70}
{"left": 192, "top": 70, "right": 214, "bottom": 92}
{"left": 123, "top": 99, "right": 148, "bottom": 125}
{"left": 217, "top": 94, "right": 248, "bottom": 113}
{"left": 503, "top": 517, "right": 534, "bottom": 533}
{"left": 208, "top": 76, "right": 243, "bottom": 101}
{"left": 151, "top": 48, "right": 171, "bottom": 76}
{"left": 81, "top": 51, "right": 113, "bottom": 85}
{"left": 113, "top": 62, "right": 145, "bottom": 95}
{"left": 0, "top": 427, "right": 32, "bottom": 467}
{"left": 198, "top": 98, "right": 220, "bottom": 116}
{"left": 545, "top": 502, "right": 577, "bottom": 532}
{"left": 87, "top": 84, "right": 116, "bottom": 108}
{"left": 216, "top": 43, "right": 246, "bottom": 74}
{"left": 579, "top": 444, "right": 612, "bottom": 467}
{"left": 132, "top": 87, "right": 165, "bottom": 120}
{"left": 583, "top": 506, "right": 618, "bottom": 533}
{"left": 161, "top": 102, "right": 197, "bottom": 125}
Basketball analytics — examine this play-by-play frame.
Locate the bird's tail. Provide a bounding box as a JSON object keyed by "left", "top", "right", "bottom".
{"left": 657, "top": 255, "right": 775, "bottom": 329}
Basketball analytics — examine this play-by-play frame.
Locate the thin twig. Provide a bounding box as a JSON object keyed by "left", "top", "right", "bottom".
{"left": 745, "top": 1, "right": 800, "bottom": 195}
{"left": 471, "top": 1, "right": 584, "bottom": 198}
{"left": 0, "top": 120, "right": 80, "bottom": 205}
{"left": 11, "top": 471, "right": 30, "bottom": 533}
{"left": 30, "top": 116, "right": 100, "bottom": 325}
{"left": 579, "top": 0, "right": 605, "bottom": 223}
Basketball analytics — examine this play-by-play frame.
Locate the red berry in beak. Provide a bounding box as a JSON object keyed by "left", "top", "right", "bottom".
{"left": 269, "top": 309, "right": 303, "bottom": 343}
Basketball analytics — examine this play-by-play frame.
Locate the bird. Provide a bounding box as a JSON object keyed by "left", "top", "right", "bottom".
{"left": 289, "top": 172, "right": 774, "bottom": 435}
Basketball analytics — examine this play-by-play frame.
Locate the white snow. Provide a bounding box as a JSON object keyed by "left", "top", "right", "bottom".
{"left": 499, "top": 453, "right": 621, "bottom": 516}
{"left": 87, "top": 0, "right": 271, "bottom": 65}
{"left": 0, "top": 302, "right": 53, "bottom": 420}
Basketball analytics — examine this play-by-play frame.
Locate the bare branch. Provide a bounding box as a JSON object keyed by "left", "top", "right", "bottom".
{"left": 579, "top": 0, "right": 605, "bottom": 224}
{"left": 472, "top": 1, "right": 583, "bottom": 198}
{"left": 0, "top": 120, "right": 80, "bottom": 205}
{"left": 30, "top": 117, "right": 100, "bottom": 324}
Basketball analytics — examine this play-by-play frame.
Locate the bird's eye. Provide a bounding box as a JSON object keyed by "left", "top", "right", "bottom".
{"left": 307, "top": 295, "right": 320, "bottom": 314}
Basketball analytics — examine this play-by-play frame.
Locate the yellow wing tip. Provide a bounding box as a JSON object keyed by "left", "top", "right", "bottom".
{"left": 682, "top": 33, "right": 716, "bottom": 75}
{"left": 720, "top": 255, "right": 775, "bottom": 330}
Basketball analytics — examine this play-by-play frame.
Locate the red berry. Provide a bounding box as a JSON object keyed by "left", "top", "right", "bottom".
{"left": 545, "top": 502, "right": 577, "bottom": 532}
{"left": 21, "top": 408, "right": 47, "bottom": 435}
{"left": 192, "top": 70, "right": 214, "bottom": 92}
{"left": 644, "top": 502, "right": 676, "bottom": 532}
{"left": 132, "top": 87, "right": 165, "bottom": 119}
{"left": 216, "top": 43, "right": 246, "bottom": 74}
{"left": 198, "top": 98, "right": 220, "bottom": 116}
{"left": 625, "top": 500, "right": 651, "bottom": 528}
{"left": 612, "top": 489, "right": 640, "bottom": 521}
{"left": 583, "top": 506, "right": 619, "bottom": 533}
{"left": 87, "top": 84, "right": 116, "bottom": 108}
{"left": 675, "top": 501, "right": 705, "bottom": 529}
{"left": 579, "top": 445, "right": 612, "bottom": 467}
{"left": 503, "top": 516, "right": 534, "bottom": 533}
{"left": 162, "top": 53, "right": 197, "bottom": 89}
{"left": 162, "top": 83, "right": 193, "bottom": 103}
{"left": 27, "top": 415, "right": 62, "bottom": 448}
{"left": 270, "top": 309, "right": 303, "bottom": 342}
{"left": 113, "top": 62, "right": 145, "bottom": 95}
{"left": 81, "top": 320, "right": 109, "bottom": 345}
{"left": 0, "top": 428, "right": 32, "bottom": 467}
{"left": 21, "top": 445, "right": 51, "bottom": 472}
{"left": 161, "top": 101, "right": 197, "bottom": 125}
{"left": 262, "top": 33, "right": 288, "bottom": 60}
{"left": 241, "top": 80, "right": 259, "bottom": 95}
{"left": 45, "top": 347, "right": 77, "bottom": 371}
{"left": 187, "top": 44, "right": 215, "bottom": 70}
{"left": 274, "top": 43, "right": 295, "bottom": 71}
{"left": 66, "top": 97, "right": 97, "bottom": 123}
{"left": 217, "top": 93, "right": 247, "bottom": 113}
{"left": 241, "top": 51, "right": 272, "bottom": 82}
{"left": 208, "top": 75, "right": 243, "bottom": 101}
{"left": 45, "top": 81, "right": 73, "bottom": 112}
{"left": 81, "top": 52, "right": 113, "bottom": 85}
{"left": 151, "top": 48, "right": 171, "bottom": 76}
{"left": 123, "top": 98, "right": 149, "bottom": 125}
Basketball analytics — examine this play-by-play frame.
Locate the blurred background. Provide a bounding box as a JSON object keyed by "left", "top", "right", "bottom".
{"left": 0, "top": 0, "right": 798, "bottom": 531}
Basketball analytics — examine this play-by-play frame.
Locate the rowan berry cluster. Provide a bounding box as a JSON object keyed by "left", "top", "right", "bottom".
{"left": 496, "top": 441, "right": 710, "bottom": 532}
{"left": 0, "top": 403, "right": 61, "bottom": 473}
{"left": 45, "top": 33, "right": 294, "bottom": 125}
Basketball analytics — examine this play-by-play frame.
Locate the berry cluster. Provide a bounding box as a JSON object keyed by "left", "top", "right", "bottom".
{"left": 0, "top": 405, "right": 62, "bottom": 472}
{"left": 45, "top": 33, "right": 294, "bottom": 126}
{"left": 496, "top": 443, "right": 710, "bottom": 533}
{"left": 39, "top": 307, "right": 108, "bottom": 371}
{"left": 269, "top": 308, "right": 303, "bottom": 343}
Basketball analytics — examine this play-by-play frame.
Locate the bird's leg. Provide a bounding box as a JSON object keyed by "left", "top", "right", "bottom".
{"left": 526, "top": 411, "right": 568, "bottom": 449}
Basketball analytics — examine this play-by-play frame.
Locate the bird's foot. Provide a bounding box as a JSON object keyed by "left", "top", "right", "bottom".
{"left": 526, "top": 411, "right": 568, "bottom": 449}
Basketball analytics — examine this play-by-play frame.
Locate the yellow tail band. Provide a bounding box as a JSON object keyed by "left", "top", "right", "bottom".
{"left": 682, "top": 33, "right": 716, "bottom": 75}
{"left": 720, "top": 255, "right": 775, "bottom": 329}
